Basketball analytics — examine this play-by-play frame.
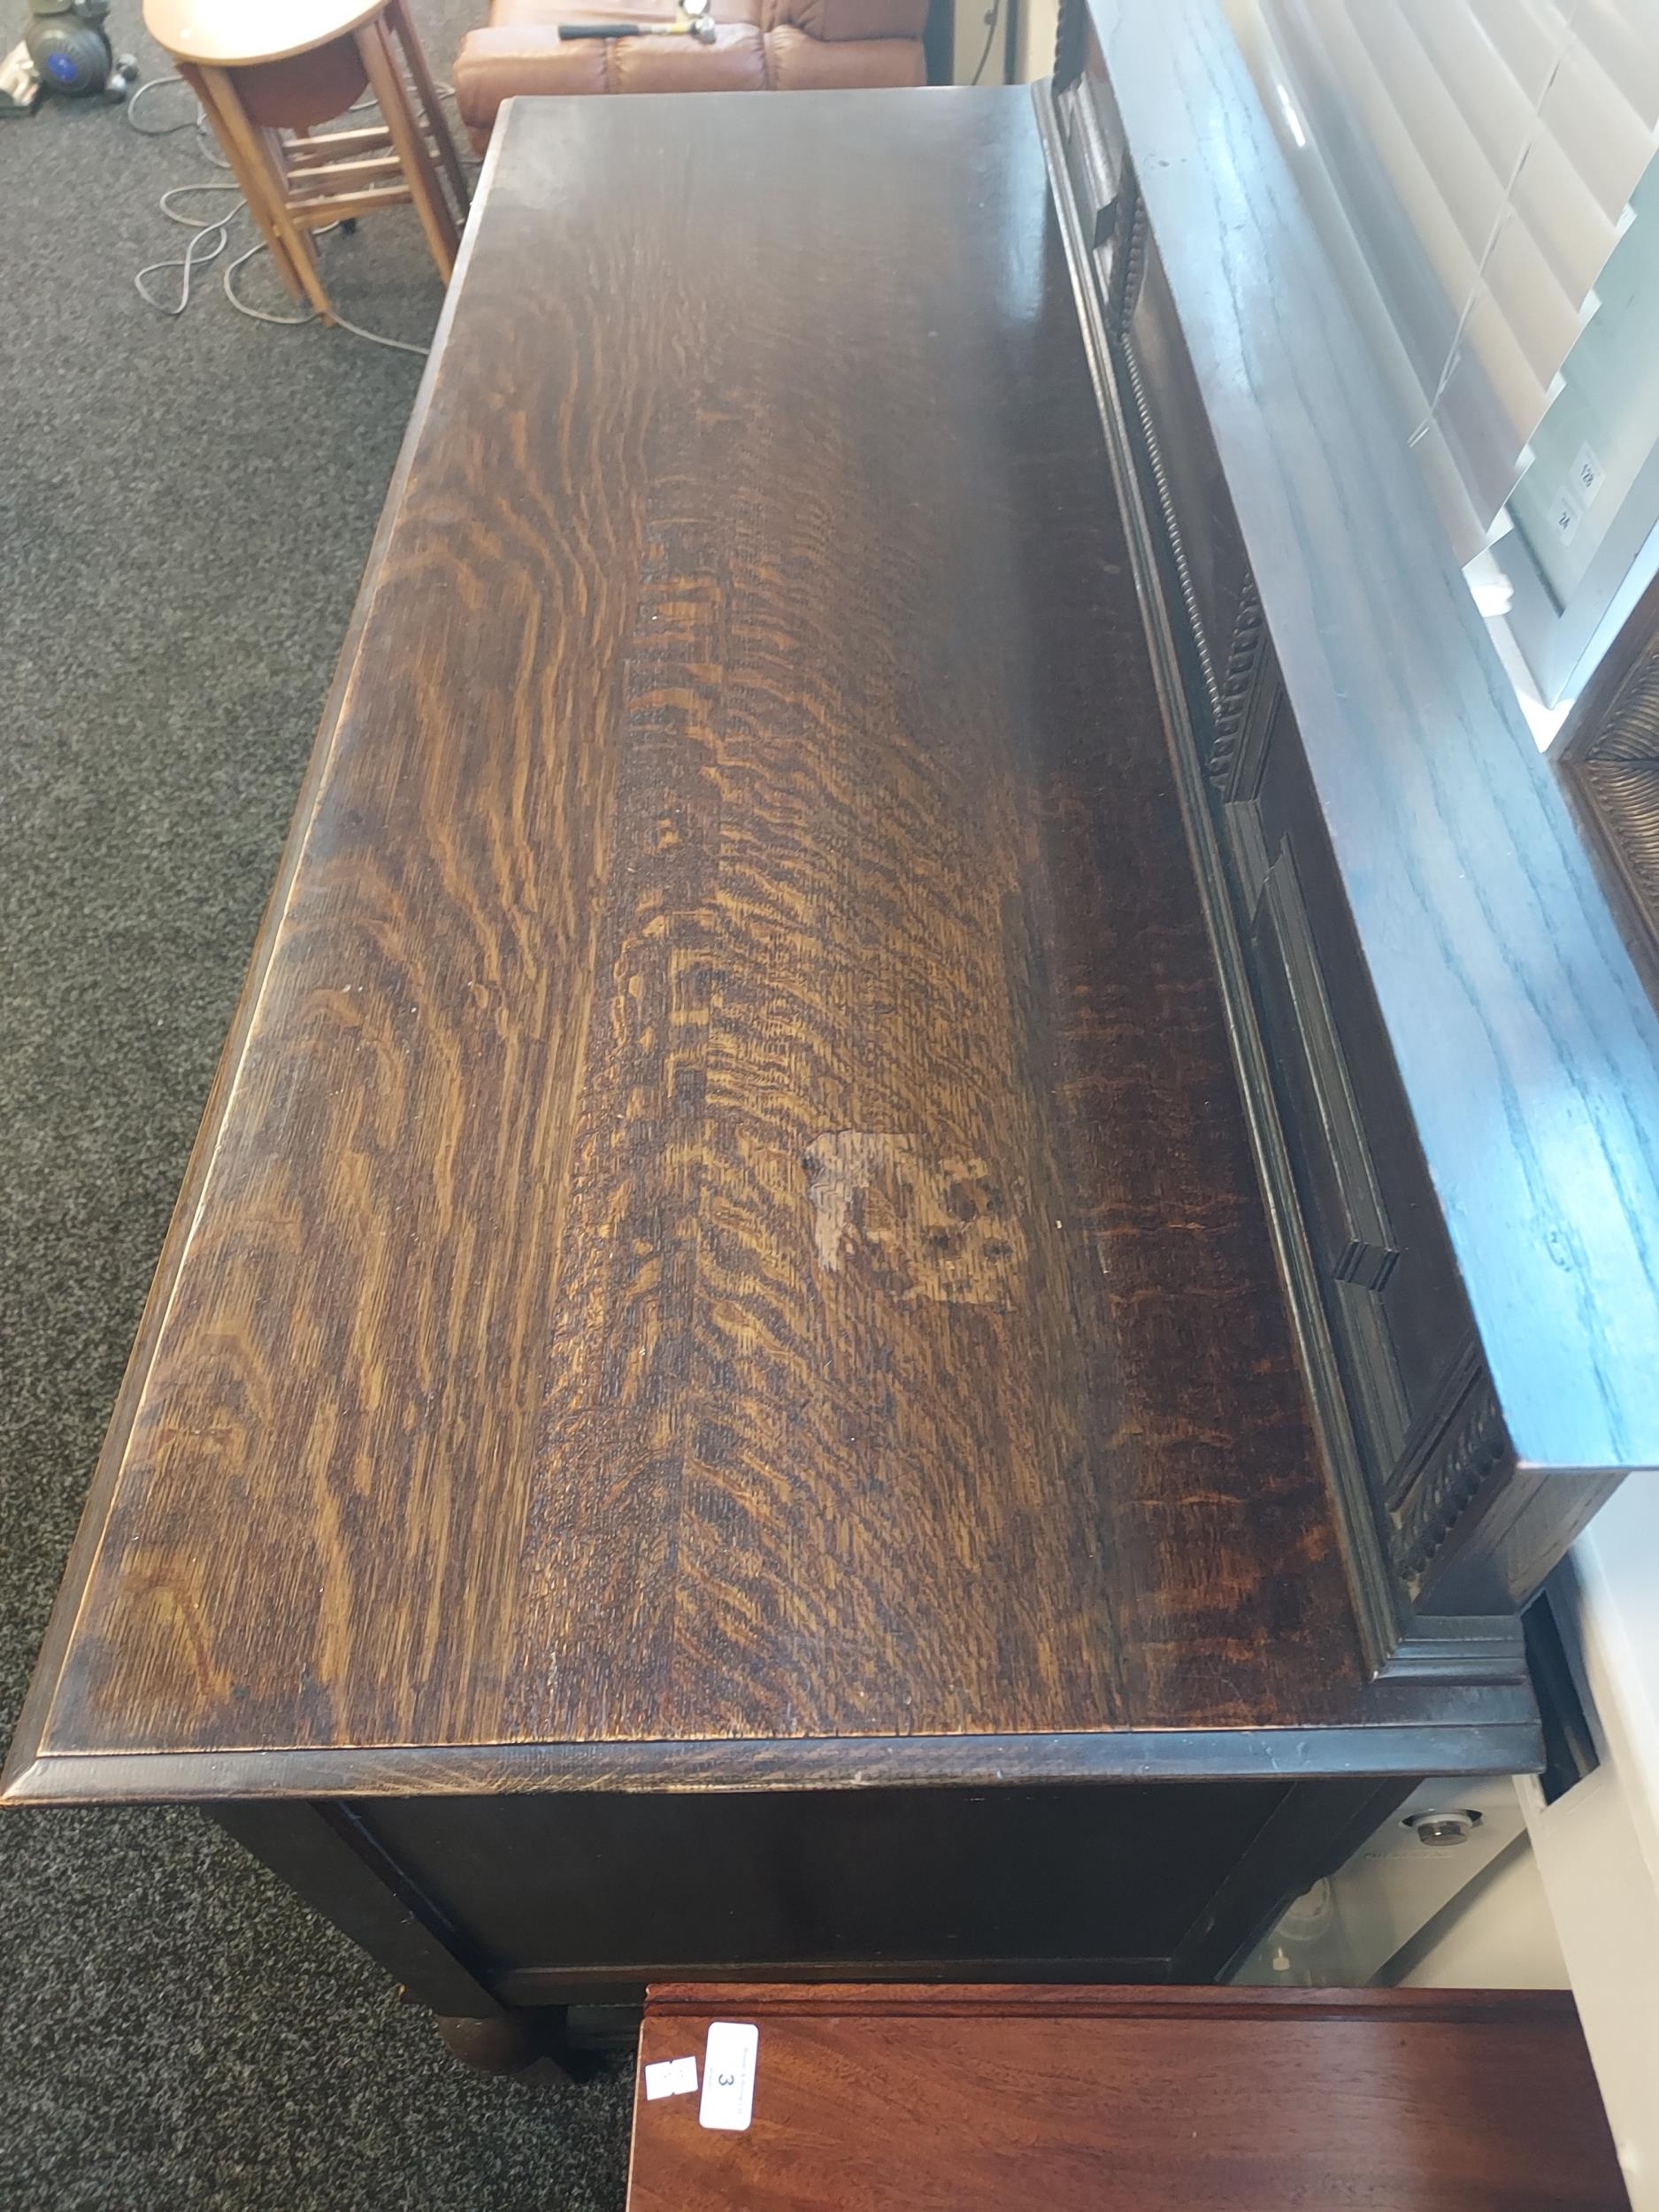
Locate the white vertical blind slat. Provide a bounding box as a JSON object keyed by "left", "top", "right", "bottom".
{"left": 1465, "top": 0, "right": 1568, "bottom": 107}
{"left": 1263, "top": 0, "right": 1659, "bottom": 534}
{"left": 1541, "top": 44, "right": 1659, "bottom": 219}
{"left": 1571, "top": 0, "right": 1659, "bottom": 124}
{"left": 1397, "top": 0, "right": 1532, "bottom": 186}
{"left": 1349, "top": 0, "right": 1587, "bottom": 383}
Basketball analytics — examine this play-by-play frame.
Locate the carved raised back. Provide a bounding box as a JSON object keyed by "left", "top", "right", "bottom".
{"left": 1053, "top": 0, "right": 1088, "bottom": 88}
{"left": 1039, "top": 7, "right": 1658, "bottom": 1661}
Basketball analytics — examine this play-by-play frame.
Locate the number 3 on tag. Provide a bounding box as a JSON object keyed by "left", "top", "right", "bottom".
{"left": 699, "top": 2021, "right": 758, "bottom": 2131}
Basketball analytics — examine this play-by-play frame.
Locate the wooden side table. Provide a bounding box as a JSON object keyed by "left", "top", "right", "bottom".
{"left": 142, "top": 0, "right": 469, "bottom": 322}
{"left": 626, "top": 1985, "right": 1631, "bottom": 2212}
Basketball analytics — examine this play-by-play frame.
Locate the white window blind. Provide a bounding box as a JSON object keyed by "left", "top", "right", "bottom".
{"left": 1259, "top": 0, "right": 1659, "bottom": 547}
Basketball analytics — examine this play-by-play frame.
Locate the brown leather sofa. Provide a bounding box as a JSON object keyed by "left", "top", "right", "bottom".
{"left": 453, "top": 0, "right": 930, "bottom": 144}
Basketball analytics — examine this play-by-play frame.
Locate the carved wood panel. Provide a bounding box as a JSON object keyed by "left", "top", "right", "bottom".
{"left": 1118, "top": 218, "right": 1256, "bottom": 749}
{"left": 1388, "top": 1351, "right": 1509, "bottom": 1597}
{"left": 1248, "top": 840, "right": 1411, "bottom": 1477}
{"left": 1213, "top": 672, "right": 1514, "bottom": 1602}
{"left": 1068, "top": 145, "right": 1535, "bottom": 1631}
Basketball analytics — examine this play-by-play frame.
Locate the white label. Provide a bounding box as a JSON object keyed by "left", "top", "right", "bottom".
{"left": 699, "top": 2022, "right": 758, "bottom": 2131}
{"left": 1571, "top": 442, "right": 1605, "bottom": 506}
{"left": 1548, "top": 484, "right": 1583, "bottom": 544}
{"left": 643, "top": 2055, "right": 699, "bottom": 2101}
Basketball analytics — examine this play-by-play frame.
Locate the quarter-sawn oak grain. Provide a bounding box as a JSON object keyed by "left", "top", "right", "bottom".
{"left": 7, "top": 91, "right": 1521, "bottom": 1805}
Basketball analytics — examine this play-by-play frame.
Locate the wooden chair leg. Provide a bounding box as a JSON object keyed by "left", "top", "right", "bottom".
{"left": 180, "top": 63, "right": 304, "bottom": 302}
{"left": 189, "top": 65, "right": 334, "bottom": 320}
{"left": 386, "top": 0, "right": 469, "bottom": 219}
{"left": 356, "top": 14, "right": 458, "bottom": 283}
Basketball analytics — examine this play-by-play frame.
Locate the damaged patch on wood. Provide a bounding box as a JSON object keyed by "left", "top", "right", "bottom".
{"left": 803, "top": 1133, "right": 1025, "bottom": 1305}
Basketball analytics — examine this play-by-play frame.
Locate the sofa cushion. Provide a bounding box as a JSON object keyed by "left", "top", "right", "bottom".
{"left": 457, "top": 17, "right": 769, "bottom": 120}
{"left": 764, "top": 24, "right": 925, "bottom": 84}
{"left": 455, "top": 0, "right": 926, "bottom": 137}
{"left": 765, "top": 0, "right": 928, "bottom": 42}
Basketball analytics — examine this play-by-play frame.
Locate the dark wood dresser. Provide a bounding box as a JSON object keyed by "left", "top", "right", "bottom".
{"left": 7, "top": 0, "right": 1659, "bottom": 2071}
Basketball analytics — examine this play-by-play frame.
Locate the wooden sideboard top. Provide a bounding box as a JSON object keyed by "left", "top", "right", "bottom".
{"left": 4, "top": 92, "right": 1536, "bottom": 1807}
{"left": 1074, "top": 0, "right": 1659, "bottom": 1481}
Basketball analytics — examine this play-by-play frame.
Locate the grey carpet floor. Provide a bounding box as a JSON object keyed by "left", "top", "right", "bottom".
{"left": 0, "top": 7, "right": 633, "bottom": 2204}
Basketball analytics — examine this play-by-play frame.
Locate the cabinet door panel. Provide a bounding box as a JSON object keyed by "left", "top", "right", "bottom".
{"left": 1219, "top": 673, "right": 1486, "bottom": 1509}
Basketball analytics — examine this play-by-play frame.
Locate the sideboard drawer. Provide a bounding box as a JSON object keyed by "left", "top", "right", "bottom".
{"left": 1211, "top": 664, "right": 1489, "bottom": 1516}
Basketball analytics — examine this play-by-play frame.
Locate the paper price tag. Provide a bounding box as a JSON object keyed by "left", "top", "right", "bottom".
{"left": 1571, "top": 443, "right": 1605, "bottom": 506}
{"left": 1549, "top": 484, "right": 1583, "bottom": 545}
{"left": 698, "top": 2021, "right": 758, "bottom": 2131}
{"left": 643, "top": 2055, "right": 698, "bottom": 2101}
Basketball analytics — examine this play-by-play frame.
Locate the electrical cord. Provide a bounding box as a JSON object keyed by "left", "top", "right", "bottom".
{"left": 131, "top": 188, "right": 427, "bottom": 354}
{"left": 134, "top": 180, "right": 241, "bottom": 315}
{"left": 125, "top": 73, "right": 206, "bottom": 135}
{"left": 223, "top": 234, "right": 434, "bottom": 355}
{"left": 969, "top": 0, "right": 1002, "bottom": 84}
{"left": 126, "top": 72, "right": 473, "bottom": 357}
